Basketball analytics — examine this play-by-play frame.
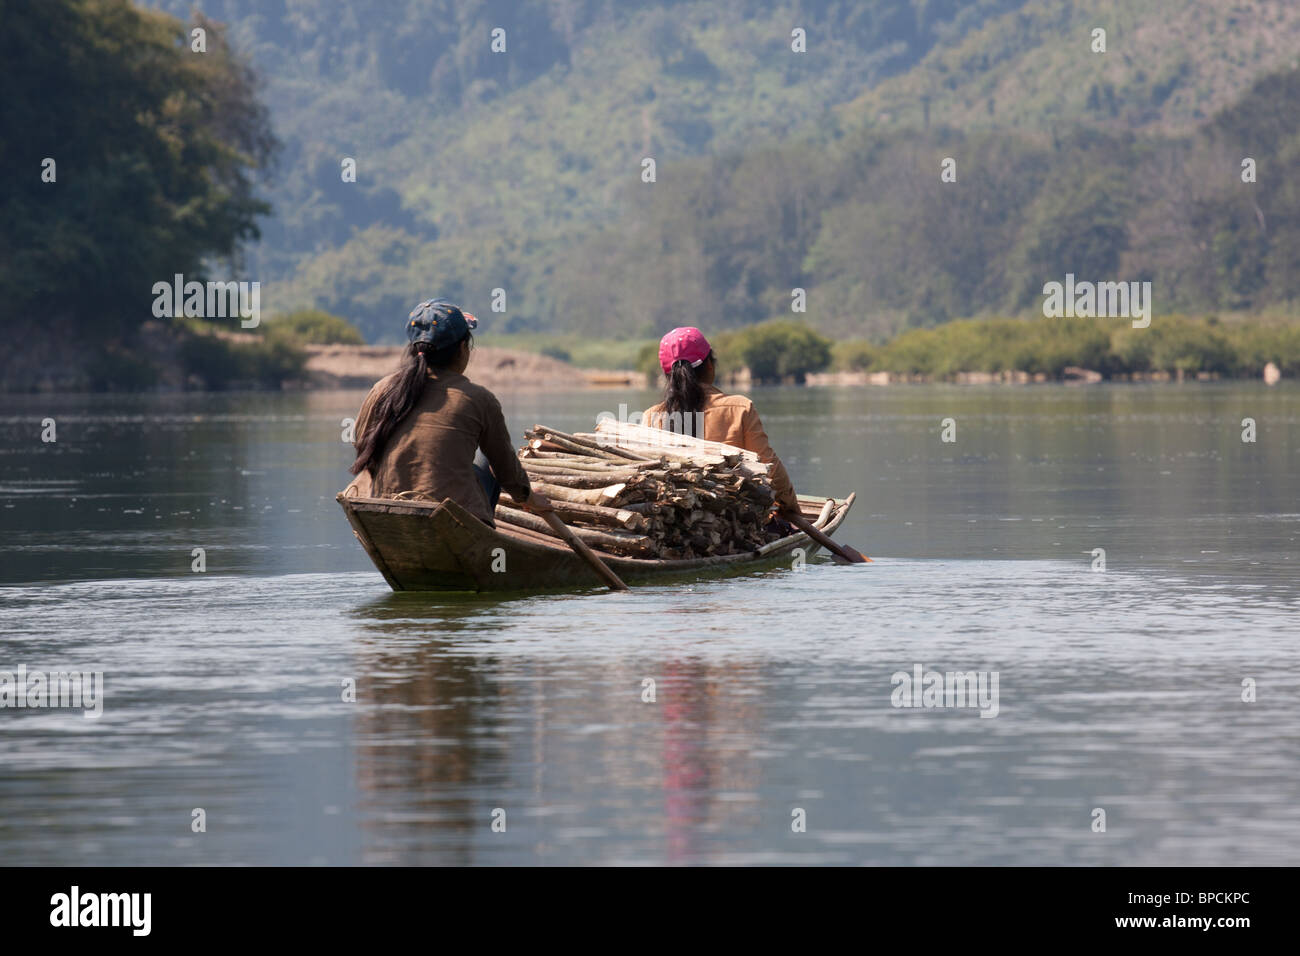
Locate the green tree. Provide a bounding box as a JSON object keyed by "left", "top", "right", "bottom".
{"left": 730, "top": 321, "right": 832, "bottom": 383}
{"left": 1005, "top": 162, "right": 1135, "bottom": 310}
{"left": 0, "top": 0, "right": 277, "bottom": 386}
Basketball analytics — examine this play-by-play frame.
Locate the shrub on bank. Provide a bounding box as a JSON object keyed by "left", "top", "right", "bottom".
{"left": 89, "top": 348, "right": 161, "bottom": 391}
{"left": 641, "top": 315, "right": 1295, "bottom": 386}
{"left": 843, "top": 316, "right": 1297, "bottom": 380}
{"left": 539, "top": 345, "right": 573, "bottom": 363}
{"left": 266, "top": 309, "right": 365, "bottom": 345}
{"left": 638, "top": 341, "right": 662, "bottom": 384}
{"left": 833, "top": 340, "right": 880, "bottom": 372}
{"left": 178, "top": 323, "right": 306, "bottom": 389}
{"left": 723, "top": 321, "right": 833, "bottom": 383}
{"left": 1232, "top": 323, "right": 1300, "bottom": 376}
{"left": 1148, "top": 318, "right": 1236, "bottom": 374}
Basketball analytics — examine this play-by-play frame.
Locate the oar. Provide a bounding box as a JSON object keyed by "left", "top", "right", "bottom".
{"left": 540, "top": 510, "right": 630, "bottom": 591}
{"left": 786, "top": 511, "right": 871, "bottom": 564}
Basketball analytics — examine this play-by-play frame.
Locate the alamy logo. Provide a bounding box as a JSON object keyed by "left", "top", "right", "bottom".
{"left": 890, "top": 665, "right": 999, "bottom": 718}
{"left": 0, "top": 666, "right": 103, "bottom": 718}
{"left": 151, "top": 273, "right": 260, "bottom": 328}
{"left": 50, "top": 886, "right": 150, "bottom": 936}
{"left": 1042, "top": 274, "right": 1151, "bottom": 328}
{"left": 596, "top": 403, "right": 704, "bottom": 440}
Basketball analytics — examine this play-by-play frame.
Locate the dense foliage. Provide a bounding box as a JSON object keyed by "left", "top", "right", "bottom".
{"left": 1, "top": 0, "right": 275, "bottom": 327}
{"left": 1, "top": 0, "right": 278, "bottom": 389}
{"left": 568, "top": 66, "right": 1300, "bottom": 341}
{"left": 135, "top": 0, "right": 1300, "bottom": 345}
{"left": 143, "top": 0, "right": 1039, "bottom": 340}
{"left": 266, "top": 309, "right": 366, "bottom": 345}
{"left": 716, "top": 321, "right": 834, "bottom": 383}
{"left": 833, "top": 316, "right": 1300, "bottom": 379}
{"left": 7, "top": 0, "right": 1299, "bottom": 389}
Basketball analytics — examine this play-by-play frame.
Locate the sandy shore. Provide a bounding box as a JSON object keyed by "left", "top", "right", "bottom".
{"left": 303, "top": 344, "right": 639, "bottom": 390}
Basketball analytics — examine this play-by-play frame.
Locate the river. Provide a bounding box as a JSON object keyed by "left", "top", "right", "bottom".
{"left": 1, "top": 383, "right": 1296, "bottom": 864}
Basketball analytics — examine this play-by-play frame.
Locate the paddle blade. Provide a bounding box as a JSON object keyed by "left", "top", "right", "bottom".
{"left": 830, "top": 545, "right": 871, "bottom": 564}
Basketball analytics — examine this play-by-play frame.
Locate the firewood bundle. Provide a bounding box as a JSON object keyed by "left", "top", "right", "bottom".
{"left": 494, "top": 421, "right": 781, "bottom": 559}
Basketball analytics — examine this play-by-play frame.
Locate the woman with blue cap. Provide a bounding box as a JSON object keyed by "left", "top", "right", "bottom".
{"left": 349, "top": 298, "right": 551, "bottom": 526}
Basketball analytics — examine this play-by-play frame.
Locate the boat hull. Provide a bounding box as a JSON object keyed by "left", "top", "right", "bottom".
{"left": 338, "top": 492, "right": 856, "bottom": 593}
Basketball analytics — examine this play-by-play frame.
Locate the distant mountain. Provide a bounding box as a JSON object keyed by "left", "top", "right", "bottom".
{"left": 146, "top": 0, "right": 1300, "bottom": 341}
{"left": 143, "top": 0, "right": 1026, "bottom": 338}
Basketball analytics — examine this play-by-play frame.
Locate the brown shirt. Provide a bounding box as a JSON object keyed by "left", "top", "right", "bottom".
{"left": 352, "top": 369, "right": 530, "bottom": 526}
{"left": 645, "top": 384, "right": 798, "bottom": 512}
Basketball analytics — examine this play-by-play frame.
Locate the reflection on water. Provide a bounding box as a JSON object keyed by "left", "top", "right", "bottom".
{"left": 0, "top": 385, "right": 1296, "bottom": 864}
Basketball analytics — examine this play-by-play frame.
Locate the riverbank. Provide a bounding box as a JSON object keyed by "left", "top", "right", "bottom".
{"left": 0, "top": 319, "right": 640, "bottom": 393}
{"left": 805, "top": 366, "right": 1284, "bottom": 385}
{"left": 823, "top": 315, "right": 1299, "bottom": 385}
{"left": 4, "top": 313, "right": 1294, "bottom": 392}
{"left": 300, "top": 344, "right": 639, "bottom": 390}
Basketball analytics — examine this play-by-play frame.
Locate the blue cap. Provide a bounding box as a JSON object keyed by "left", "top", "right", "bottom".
{"left": 406, "top": 298, "right": 477, "bottom": 349}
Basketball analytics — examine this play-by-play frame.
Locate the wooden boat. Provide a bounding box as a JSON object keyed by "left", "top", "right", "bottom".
{"left": 338, "top": 491, "right": 856, "bottom": 592}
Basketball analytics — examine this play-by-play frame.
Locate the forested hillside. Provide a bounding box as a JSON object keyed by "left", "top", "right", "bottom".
{"left": 144, "top": 0, "right": 1036, "bottom": 340}
{"left": 840, "top": 0, "right": 1300, "bottom": 133}
{"left": 137, "top": 0, "right": 1300, "bottom": 343}
{"left": 569, "top": 64, "right": 1300, "bottom": 338}
{"left": 11, "top": 0, "right": 1295, "bottom": 367}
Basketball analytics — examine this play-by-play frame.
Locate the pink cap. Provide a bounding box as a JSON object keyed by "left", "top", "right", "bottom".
{"left": 658, "top": 327, "right": 712, "bottom": 375}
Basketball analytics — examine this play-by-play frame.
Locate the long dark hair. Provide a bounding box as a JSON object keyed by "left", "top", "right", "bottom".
{"left": 659, "top": 350, "right": 712, "bottom": 436}
{"left": 349, "top": 333, "right": 472, "bottom": 475}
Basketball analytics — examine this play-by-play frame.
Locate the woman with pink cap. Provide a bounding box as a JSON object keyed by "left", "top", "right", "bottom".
{"left": 645, "top": 327, "right": 800, "bottom": 517}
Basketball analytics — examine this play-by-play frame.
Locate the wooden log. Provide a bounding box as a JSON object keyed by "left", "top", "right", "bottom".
{"left": 529, "top": 480, "right": 627, "bottom": 506}
{"left": 511, "top": 423, "right": 781, "bottom": 559}
{"left": 523, "top": 451, "right": 659, "bottom": 472}
{"left": 591, "top": 420, "right": 759, "bottom": 461}
{"left": 494, "top": 507, "right": 660, "bottom": 557}
{"left": 498, "top": 495, "right": 646, "bottom": 531}
{"left": 579, "top": 442, "right": 725, "bottom": 467}
{"left": 523, "top": 472, "right": 632, "bottom": 491}
{"left": 522, "top": 447, "right": 634, "bottom": 463}
{"left": 524, "top": 463, "right": 668, "bottom": 478}
{"left": 496, "top": 521, "right": 570, "bottom": 549}
{"left": 578, "top": 438, "right": 771, "bottom": 477}
{"left": 520, "top": 468, "right": 637, "bottom": 489}
{"left": 667, "top": 489, "right": 697, "bottom": 510}
{"left": 697, "top": 494, "right": 729, "bottom": 513}
{"left": 530, "top": 426, "right": 653, "bottom": 461}
{"left": 522, "top": 457, "right": 640, "bottom": 474}
{"left": 526, "top": 430, "right": 627, "bottom": 461}
{"left": 523, "top": 450, "right": 612, "bottom": 462}
{"left": 619, "top": 501, "right": 667, "bottom": 515}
